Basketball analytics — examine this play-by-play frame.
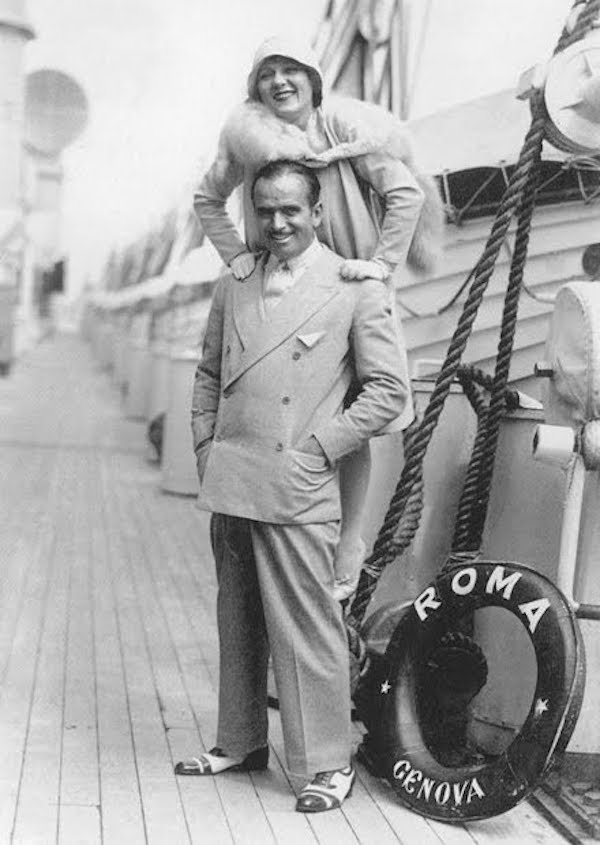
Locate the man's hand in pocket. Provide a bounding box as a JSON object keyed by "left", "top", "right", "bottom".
{"left": 298, "top": 436, "right": 327, "bottom": 462}
{"left": 195, "top": 441, "right": 212, "bottom": 482}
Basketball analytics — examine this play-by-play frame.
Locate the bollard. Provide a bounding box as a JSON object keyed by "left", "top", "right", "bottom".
{"left": 161, "top": 347, "right": 200, "bottom": 496}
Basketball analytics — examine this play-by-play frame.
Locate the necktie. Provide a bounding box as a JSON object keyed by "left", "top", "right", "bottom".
{"left": 264, "top": 260, "right": 293, "bottom": 312}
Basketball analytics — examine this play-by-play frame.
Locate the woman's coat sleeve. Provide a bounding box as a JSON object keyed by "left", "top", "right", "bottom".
{"left": 191, "top": 280, "right": 226, "bottom": 452}
{"left": 328, "top": 98, "right": 428, "bottom": 271}
{"left": 193, "top": 129, "right": 247, "bottom": 265}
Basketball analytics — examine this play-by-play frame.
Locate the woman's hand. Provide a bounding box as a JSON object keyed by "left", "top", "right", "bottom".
{"left": 229, "top": 251, "right": 257, "bottom": 281}
{"left": 339, "top": 258, "right": 390, "bottom": 282}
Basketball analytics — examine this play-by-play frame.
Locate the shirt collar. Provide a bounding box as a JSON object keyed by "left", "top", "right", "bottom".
{"left": 266, "top": 237, "right": 322, "bottom": 276}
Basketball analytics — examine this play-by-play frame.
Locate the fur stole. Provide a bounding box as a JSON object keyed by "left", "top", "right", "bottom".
{"left": 218, "top": 97, "right": 443, "bottom": 273}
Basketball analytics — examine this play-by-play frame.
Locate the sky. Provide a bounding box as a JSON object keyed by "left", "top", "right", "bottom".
{"left": 24, "top": 0, "right": 574, "bottom": 295}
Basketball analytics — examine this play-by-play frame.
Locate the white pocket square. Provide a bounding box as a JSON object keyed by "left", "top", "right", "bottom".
{"left": 296, "top": 331, "right": 325, "bottom": 348}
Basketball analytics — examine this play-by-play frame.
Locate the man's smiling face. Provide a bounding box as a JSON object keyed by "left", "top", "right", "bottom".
{"left": 253, "top": 172, "right": 322, "bottom": 262}
{"left": 256, "top": 56, "right": 314, "bottom": 125}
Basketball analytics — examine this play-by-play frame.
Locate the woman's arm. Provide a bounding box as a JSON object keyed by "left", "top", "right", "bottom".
{"left": 193, "top": 131, "right": 252, "bottom": 273}
{"left": 352, "top": 146, "right": 425, "bottom": 272}
{"left": 327, "top": 97, "right": 438, "bottom": 276}
{"left": 191, "top": 279, "right": 226, "bottom": 453}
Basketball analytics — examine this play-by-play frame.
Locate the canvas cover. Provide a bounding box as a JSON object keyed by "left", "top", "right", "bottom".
{"left": 545, "top": 282, "right": 600, "bottom": 427}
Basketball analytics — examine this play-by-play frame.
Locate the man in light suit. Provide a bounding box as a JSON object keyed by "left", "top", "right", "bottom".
{"left": 174, "top": 159, "right": 408, "bottom": 813}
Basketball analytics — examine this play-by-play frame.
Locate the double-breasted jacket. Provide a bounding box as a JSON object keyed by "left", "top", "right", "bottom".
{"left": 191, "top": 245, "right": 409, "bottom": 524}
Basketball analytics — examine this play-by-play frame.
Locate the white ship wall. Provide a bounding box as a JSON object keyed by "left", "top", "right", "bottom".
{"left": 400, "top": 200, "right": 600, "bottom": 392}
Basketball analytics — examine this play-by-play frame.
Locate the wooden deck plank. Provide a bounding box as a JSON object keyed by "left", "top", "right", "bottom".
{"left": 350, "top": 762, "right": 448, "bottom": 845}
{"left": 91, "top": 455, "right": 147, "bottom": 845}
{"left": 342, "top": 780, "right": 408, "bottom": 845}
{"left": 0, "top": 454, "right": 61, "bottom": 841}
{"left": 58, "top": 806, "right": 102, "bottom": 845}
{"left": 113, "top": 467, "right": 201, "bottom": 733}
{"left": 426, "top": 821, "right": 480, "bottom": 845}
{"left": 167, "top": 728, "right": 235, "bottom": 845}
{"left": 0, "top": 450, "right": 47, "bottom": 688}
{"left": 120, "top": 479, "right": 241, "bottom": 845}
{"left": 212, "top": 772, "right": 279, "bottom": 845}
{"left": 58, "top": 451, "right": 101, "bottom": 824}
{"left": 12, "top": 455, "right": 81, "bottom": 843}
{"left": 99, "top": 457, "right": 191, "bottom": 845}
{"left": 468, "top": 800, "right": 572, "bottom": 845}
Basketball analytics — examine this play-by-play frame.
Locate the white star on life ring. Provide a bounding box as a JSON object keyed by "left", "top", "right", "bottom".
{"left": 535, "top": 698, "right": 549, "bottom": 716}
{"left": 381, "top": 680, "right": 391, "bottom": 694}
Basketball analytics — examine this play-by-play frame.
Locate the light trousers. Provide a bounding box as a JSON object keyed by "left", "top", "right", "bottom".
{"left": 210, "top": 512, "right": 352, "bottom": 775}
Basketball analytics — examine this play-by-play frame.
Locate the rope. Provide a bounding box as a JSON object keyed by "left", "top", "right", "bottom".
{"left": 452, "top": 415, "right": 490, "bottom": 551}
{"left": 347, "top": 96, "right": 546, "bottom": 630}
{"left": 360, "top": 414, "right": 424, "bottom": 578}
{"left": 349, "top": 0, "right": 600, "bottom": 632}
{"left": 452, "top": 367, "right": 500, "bottom": 551}
{"left": 395, "top": 265, "right": 478, "bottom": 320}
{"left": 451, "top": 369, "right": 523, "bottom": 552}
{"left": 554, "top": 0, "right": 600, "bottom": 54}
{"left": 452, "top": 137, "right": 543, "bottom": 551}
{"left": 467, "top": 150, "right": 543, "bottom": 548}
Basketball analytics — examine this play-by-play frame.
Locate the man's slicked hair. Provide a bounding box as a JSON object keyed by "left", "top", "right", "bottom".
{"left": 251, "top": 159, "right": 321, "bottom": 208}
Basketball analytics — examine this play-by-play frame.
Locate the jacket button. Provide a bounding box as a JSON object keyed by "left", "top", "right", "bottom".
{"left": 281, "top": 396, "right": 290, "bottom": 405}
{"left": 226, "top": 345, "right": 231, "bottom": 355}
{"left": 292, "top": 351, "right": 301, "bottom": 360}
{"left": 223, "top": 388, "right": 231, "bottom": 398}
{"left": 214, "top": 434, "right": 222, "bottom": 442}
{"left": 275, "top": 442, "right": 283, "bottom": 451}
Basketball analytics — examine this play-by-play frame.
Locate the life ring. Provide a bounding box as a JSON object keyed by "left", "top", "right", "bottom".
{"left": 354, "top": 560, "right": 585, "bottom": 822}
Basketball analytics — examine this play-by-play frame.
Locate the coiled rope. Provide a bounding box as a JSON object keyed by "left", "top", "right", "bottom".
{"left": 348, "top": 0, "right": 600, "bottom": 633}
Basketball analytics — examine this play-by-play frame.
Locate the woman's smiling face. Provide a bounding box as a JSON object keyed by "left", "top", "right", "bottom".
{"left": 256, "top": 56, "right": 314, "bottom": 126}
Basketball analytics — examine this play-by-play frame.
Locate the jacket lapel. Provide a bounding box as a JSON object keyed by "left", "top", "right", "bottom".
{"left": 230, "top": 253, "right": 268, "bottom": 350}
{"left": 226, "top": 247, "right": 340, "bottom": 389}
